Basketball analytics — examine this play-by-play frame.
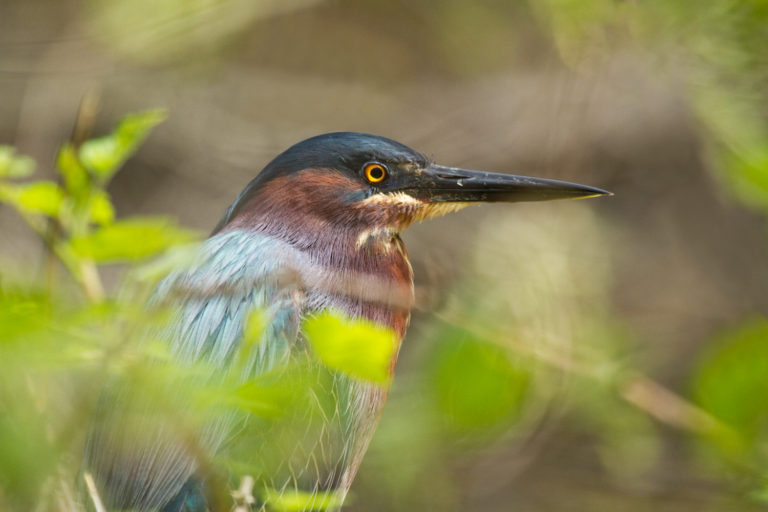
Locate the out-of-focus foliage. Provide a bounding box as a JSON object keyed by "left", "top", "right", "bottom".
{"left": 0, "top": 110, "right": 203, "bottom": 510}
{"left": 70, "top": 217, "right": 195, "bottom": 263}
{"left": 429, "top": 327, "right": 529, "bottom": 433}
{"left": 530, "top": 0, "right": 768, "bottom": 215}
{"left": 693, "top": 319, "right": 768, "bottom": 469}
{"left": 522, "top": 0, "right": 768, "bottom": 506}
{"left": 3, "top": 108, "right": 761, "bottom": 508}
{"left": 85, "top": 0, "right": 322, "bottom": 63}
{"left": 0, "top": 108, "right": 194, "bottom": 300}
{"left": 0, "top": 110, "right": 410, "bottom": 512}
{"left": 358, "top": 207, "right": 667, "bottom": 510}
{"left": 0, "top": 146, "right": 36, "bottom": 178}
{"left": 78, "top": 110, "right": 167, "bottom": 182}
{"left": 2, "top": 0, "right": 768, "bottom": 509}
{"left": 304, "top": 311, "right": 398, "bottom": 385}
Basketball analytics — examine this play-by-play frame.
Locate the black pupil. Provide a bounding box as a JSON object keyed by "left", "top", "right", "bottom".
{"left": 369, "top": 166, "right": 384, "bottom": 180}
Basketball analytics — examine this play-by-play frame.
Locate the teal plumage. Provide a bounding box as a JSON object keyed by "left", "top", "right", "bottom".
{"left": 85, "top": 229, "right": 391, "bottom": 511}
{"left": 155, "top": 231, "right": 301, "bottom": 371}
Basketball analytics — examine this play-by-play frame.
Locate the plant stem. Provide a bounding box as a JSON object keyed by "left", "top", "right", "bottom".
{"left": 77, "top": 259, "right": 104, "bottom": 302}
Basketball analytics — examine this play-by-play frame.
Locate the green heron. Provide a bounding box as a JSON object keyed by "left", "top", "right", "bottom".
{"left": 84, "top": 132, "right": 609, "bottom": 512}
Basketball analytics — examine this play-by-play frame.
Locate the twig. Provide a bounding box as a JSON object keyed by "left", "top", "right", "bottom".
{"left": 70, "top": 91, "right": 101, "bottom": 150}
{"left": 620, "top": 373, "right": 728, "bottom": 436}
{"left": 83, "top": 472, "right": 106, "bottom": 512}
{"left": 77, "top": 259, "right": 105, "bottom": 302}
{"left": 44, "top": 91, "right": 102, "bottom": 296}
{"left": 232, "top": 476, "right": 256, "bottom": 512}
{"left": 434, "top": 311, "right": 732, "bottom": 437}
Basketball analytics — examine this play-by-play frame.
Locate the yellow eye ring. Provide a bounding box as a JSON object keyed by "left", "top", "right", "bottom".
{"left": 364, "top": 162, "right": 387, "bottom": 183}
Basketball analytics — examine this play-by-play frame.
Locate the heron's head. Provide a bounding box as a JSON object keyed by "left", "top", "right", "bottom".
{"left": 214, "top": 132, "right": 609, "bottom": 244}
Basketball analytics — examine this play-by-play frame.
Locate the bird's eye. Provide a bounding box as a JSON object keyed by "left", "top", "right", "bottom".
{"left": 363, "top": 162, "right": 388, "bottom": 183}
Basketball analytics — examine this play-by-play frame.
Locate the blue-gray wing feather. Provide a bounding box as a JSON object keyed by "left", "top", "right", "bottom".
{"left": 84, "top": 231, "right": 304, "bottom": 511}
{"left": 85, "top": 230, "right": 385, "bottom": 512}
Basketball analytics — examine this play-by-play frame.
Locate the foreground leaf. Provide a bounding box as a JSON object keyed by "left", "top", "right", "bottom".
{"left": 430, "top": 328, "right": 530, "bottom": 432}
{"left": 57, "top": 144, "right": 89, "bottom": 196}
{"left": 303, "top": 311, "right": 398, "bottom": 385}
{"left": 87, "top": 190, "right": 115, "bottom": 225}
{"left": 693, "top": 317, "right": 768, "bottom": 455}
{"left": 0, "top": 181, "right": 65, "bottom": 217}
{"left": 0, "top": 146, "right": 35, "bottom": 178}
{"left": 70, "top": 216, "right": 197, "bottom": 262}
{"left": 263, "top": 488, "right": 344, "bottom": 512}
{"left": 78, "top": 109, "right": 167, "bottom": 182}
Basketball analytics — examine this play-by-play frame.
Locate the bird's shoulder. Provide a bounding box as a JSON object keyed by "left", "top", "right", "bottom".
{"left": 152, "top": 229, "right": 307, "bottom": 370}
{"left": 83, "top": 231, "right": 309, "bottom": 512}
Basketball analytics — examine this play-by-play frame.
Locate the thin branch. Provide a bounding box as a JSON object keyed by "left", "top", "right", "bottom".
{"left": 620, "top": 373, "right": 728, "bottom": 436}
{"left": 434, "top": 311, "right": 732, "bottom": 437}
{"left": 83, "top": 472, "right": 106, "bottom": 512}
{"left": 70, "top": 91, "right": 101, "bottom": 149}
{"left": 77, "top": 259, "right": 105, "bottom": 302}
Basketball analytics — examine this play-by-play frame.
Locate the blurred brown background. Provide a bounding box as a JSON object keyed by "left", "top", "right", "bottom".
{"left": 2, "top": 1, "right": 767, "bottom": 511}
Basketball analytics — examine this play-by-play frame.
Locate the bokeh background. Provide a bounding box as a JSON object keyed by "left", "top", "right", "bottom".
{"left": 2, "top": 1, "right": 768, "bottom": 511}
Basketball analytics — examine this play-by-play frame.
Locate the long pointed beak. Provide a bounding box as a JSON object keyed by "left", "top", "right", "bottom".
{"left": 404, "top": 164, "right": 611, "bottom": 203}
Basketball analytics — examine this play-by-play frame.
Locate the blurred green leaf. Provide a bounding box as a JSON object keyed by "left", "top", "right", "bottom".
{"left": 78, "top": 109, "right": 166, "bottom": 182}
{"left": 529, "top": 0, "right": 630, "bottom": 68}
{"left": 231, "top": 308, "right": 268, "bottom": 374}
{"left": 693, "top": 317, "right": 768, "bottom": 455}
{"left": 0, "top": 292, "right": 51, "bottom": 345}
{"left": 0, "top": 181, "right": 65, "bottom": 217}
{"left": 0, "top": 146, "right": 35, "bottom": 178}
{"left": 750, "top": 484, "right": 768, "bottom": 506}
{"left": 85, "top": 0, "right": 323, "bottom": 64}
{"left": 723, "top": 146, "right": 768, "bottom": 214}
{"left": 244, "top": 308, "right": 267, "bottom": 347}
{"left": 430, "top": 328, "right": 529, "bottom": 432}
{"left": 0, "top": 414, "right": 57, "bottom": 509}
{"left": 56, "top": 144, "right": 89, "bottom": 196}
{"left": 129, "top": 242, "right": 201, "bottom": 285}
{"left": 219, "top": 377, "right": 295, "bottom": 418}
{"left": 70, "top": 216, "right": 196, "bottom": 262}
{"left": 303, "top": 311, "right": 398, "bottom": 385}
{"left": 88, "top": 190, "right": 116, "bottom": 225}
{"left": 263, "top": 487, "right": 344, "bottom": 512}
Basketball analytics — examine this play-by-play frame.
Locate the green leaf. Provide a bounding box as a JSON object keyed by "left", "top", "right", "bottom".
{"left": 0, "top": 414, "right": 58, "bottom": 509}
{"left": 430, "top": 328, "right": 529, "bottom": 432}
{"left": 79, "top": 137, "right": 119, "bottom": 178}
{"left": 87, "top": 190, "right": 115, "bottom": 225}
{"left": 243, "top": 308, "right": 267, "bottom": 347}
{"left": 56, "top": 144, "right": 89, "bottom": 195}
{"left": 129, "top": 242, "right": 200, "bottom": 284}
{"left": 693, "top": 317, "right": 768, "bottom": 454}
{"left": 0, "top": 146, "right": 35, "bottom": 178}
{"left": 0, "top": 181, "right": 65, "bottom": 217}
{"left": 220, "top": 378, "right": 294, "bottom": 418}
{"left": 70, "top": 216, "right": 197, "bottom": 262}
{"left": 232, "top": 308, "right": 268, "bottom": 373}
{"left": 750, "top": 484, "right": 768, "bottom": 505}
{"left": 303, "top": 311, "right": 398, "bottom": 385}
{"left": 78, "top": 109, "right": 166, "bottom": 182}
{"left": 723, "top": 146, "right": 768, "bottom": 215}
{"left": 263, "top": 488, "right": 345, "bottom": 512}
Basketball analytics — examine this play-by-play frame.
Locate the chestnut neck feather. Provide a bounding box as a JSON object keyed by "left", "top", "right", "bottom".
{"left": 220, "top": 169, "right": 414, "bottom": 336}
